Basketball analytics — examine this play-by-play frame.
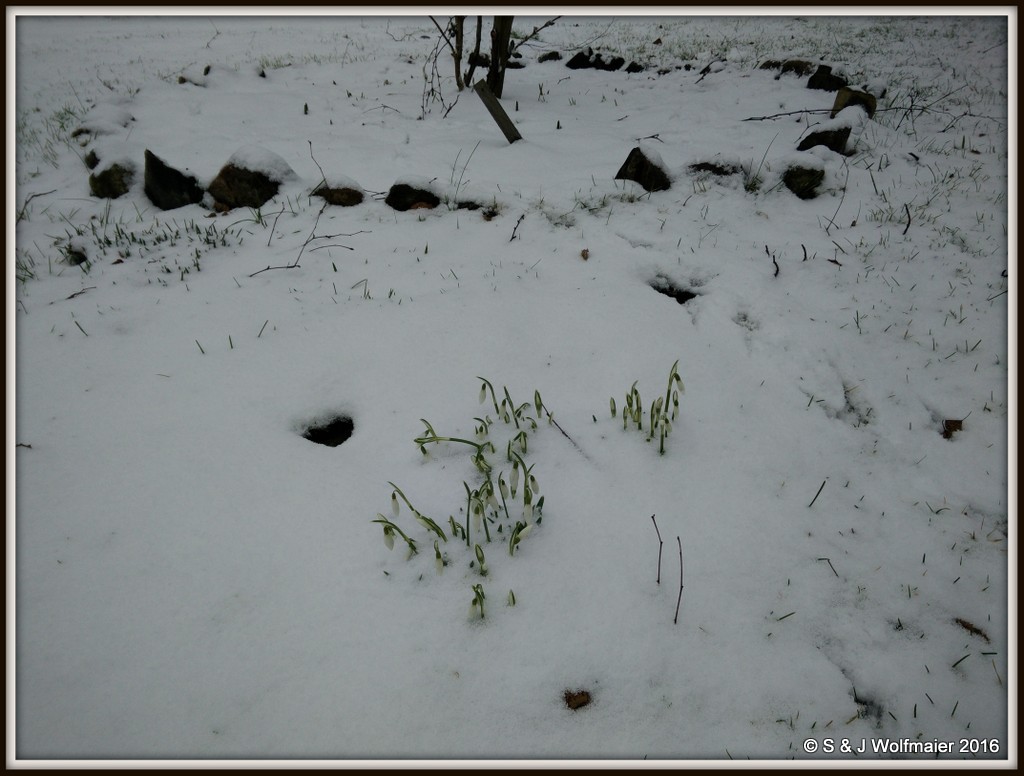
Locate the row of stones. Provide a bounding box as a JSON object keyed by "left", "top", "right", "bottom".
{"left": 615, "top": 65, "right": 879, "bottom": 199}
{"left": 86, "top": 147, "right": 479, "bottom": 215}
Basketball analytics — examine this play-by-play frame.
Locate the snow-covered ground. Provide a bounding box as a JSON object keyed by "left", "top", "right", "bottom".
{"left": 9, "top": 10, "right": 1015, "bottom": 766}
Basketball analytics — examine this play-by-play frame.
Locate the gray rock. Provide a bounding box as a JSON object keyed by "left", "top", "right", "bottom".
{"left": 797, "top": 126, "right": 852, "bottom": 154}
{"left": 144, "top": 150, "right": 204, "bottom": 210}
{"left": 615, "top": 147, "right": 671, "bottom": 192}
{"left": 385, "top": 183, "right": 440, "bottom": 211}
{"left": 807, "top": 65, "right": 847, "bottom": 92}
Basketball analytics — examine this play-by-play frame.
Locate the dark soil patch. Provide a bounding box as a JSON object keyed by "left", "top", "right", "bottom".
{"left": 688, "top": 161, "right": 741, "bottom": 177}
{"left": 301, "top": 415, "right": 354, "bottom": 447}
{"left": 564, "top": 689, "right": 592, "bottom": 710}
{"left": 650, "top": 274, "right": 698, "bottom": 305}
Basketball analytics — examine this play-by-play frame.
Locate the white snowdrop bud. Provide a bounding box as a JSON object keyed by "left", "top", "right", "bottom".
{"left": 383, "top": 528, "right": 395, "bottom": 551}
{"left": 499, "top": 476, "right": 509, "bottom": 501}
{"left": 519, "top": 522, "right": 532, "bottom": 538}
{"left": 391, "top": 492, "right": 400, "bottom": 517}
{"left": 511, "top": 462, "right": 520, "bottom": 494}
{"left": 479, "top": 383, "right": 487, "bottom": 404}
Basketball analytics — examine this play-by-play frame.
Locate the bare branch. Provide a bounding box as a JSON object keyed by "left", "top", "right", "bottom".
{"left": 509, "top": 16, "right": 562, "bottom": 55}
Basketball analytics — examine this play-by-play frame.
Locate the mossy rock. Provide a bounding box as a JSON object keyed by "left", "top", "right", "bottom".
{"left": 781, "top": 59, "right": 816, "bottom": 76}
{"left": 208, "top": 163, "right": 280, "bottom": 210}
{"left": 831, "top": 87, "right": 877, "bottom": 119}
{"left": 89, "top": 161, "right": 135, "bottom": 199}
{"left": 312, "top": 183, "right": 364, "bottom": 207}
{"left": 783, "top": 165, "right": 825, "bottom": 199}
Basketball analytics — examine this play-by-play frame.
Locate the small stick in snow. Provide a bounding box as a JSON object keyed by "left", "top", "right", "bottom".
{"left": 817, "top": 557, "right": 839, "bottom": 577}
{"left": 650, "top": 515, "right": 663, "bottom": 585}
{"left": 902, "top": 203, "right": 912, "bottom": 235}
{"left": 509, "top": 213, "right": 525, "bottom": 242}
{"left": 808, "top": 479, "right": 827, "bottom": 508}
{"left": 673, "top": 536, "right": 684, "bottom": 624}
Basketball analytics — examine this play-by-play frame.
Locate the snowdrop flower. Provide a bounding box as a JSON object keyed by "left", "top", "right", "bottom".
{"left": 383, "top": 527, "right": 395, "bottom": 551}
{"left": 499, "top": 476, "right": 509, "bottom": 501}
{"left": 391, "top": 492, "right": 400, "bottom": 517}
{"left": 479, "top": 383, "right": 487, "bottom": 404}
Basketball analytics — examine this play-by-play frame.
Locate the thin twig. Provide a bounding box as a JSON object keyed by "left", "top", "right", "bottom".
{"left": 509, "top": 213, "right": 525, "bottom": 242}
{"left": 249, "top": 263, "right": 300, "bottom": 277}
{"left": 824, "top": 162, "right": 850, "bottom": 236}
{"left": 742, "top": 108, "right": 833, "bottom": 122}
{"left": 818, "top": 557, "right": 839, "bottom": 577}
{"left": 673, "top": 536, "right": 684, "bottom": 624}
{"left": 808, "top": 479, "right": 827, "bottom": 508}
{"left": 17, "top": 189, "right": 57, "bottom": 223}
{"left": 509, "top": 16, "right": 562, "bottom": 56}
{"left": 61, "top": 286, "right": 96, "bottom": 301}
{"left": 902, "top": 202, "right": 912, "bottom": 236}
{"left": 267, "top": 203, "right": 287, "bottom": 247}
{"left": 427, "top": 15, "right": 455, "bottom": 53}
{"left": 308, "top": 140, "right": 328, "bottom": 189}
{"left": 308, "top": 244, "right": 355, "bottom": 252}
{"left": 650, "top": 515, "right": 663, "bottom": 585}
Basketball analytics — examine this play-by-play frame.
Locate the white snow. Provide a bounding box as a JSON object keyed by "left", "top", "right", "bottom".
{"left": 9, "top": 10, "right": 1015, "bottom": 768}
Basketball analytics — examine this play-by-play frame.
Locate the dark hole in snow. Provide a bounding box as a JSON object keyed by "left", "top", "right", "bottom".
{"left": 650, "top": 275, "right": 698, "bottom": 305}
{"left": 301, "top": 415, "right": 354, "bottom": 447}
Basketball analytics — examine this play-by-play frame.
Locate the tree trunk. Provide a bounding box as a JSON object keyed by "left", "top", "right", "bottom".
{"left": 487, "top": 16, "right": 514, "bottom": 98}
{"left": 466, "top": 16, "right": 482, "bottom": 85}
{"left": 452, "top": 16, "right": 465, "bottom": 91}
